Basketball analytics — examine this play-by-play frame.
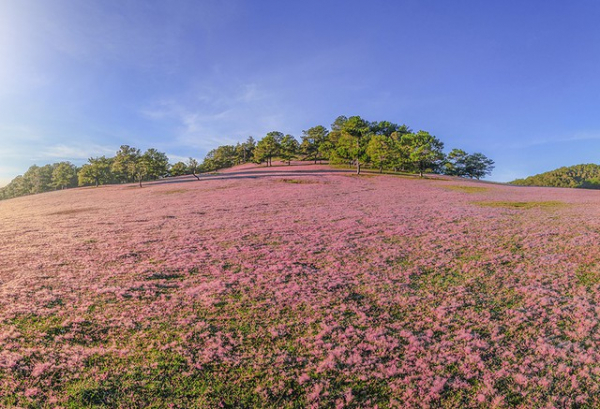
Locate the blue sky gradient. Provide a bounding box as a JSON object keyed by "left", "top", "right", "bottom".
{"left": 1, "top": 0, "right": 600, "bottom": 185}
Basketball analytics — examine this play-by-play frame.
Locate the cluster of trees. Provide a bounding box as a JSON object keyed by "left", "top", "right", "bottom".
{"left": 0, "top": 146, "right": 202, "bottom": 200}
{"left": 197, "top": 115, "right": 494, "bottom": 178}
{"left": 0, "top": 114, "right": 495, "bottom": 201}
{"left": 510, "top": 164, "right": 600, "bottom": 189}
{"left": 78, "top": 146, "right": 170, "bottom": 188}
{"left": 0, "top": 162, "right": 80, "bottom": 199}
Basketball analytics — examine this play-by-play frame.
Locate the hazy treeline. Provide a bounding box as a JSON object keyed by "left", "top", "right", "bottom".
{"left": 0, "top": 114, "right": 494, "bottom": 200}
{"left": 0, "top": 146, "right": 175, "bottom": 200}
{"left": 510, "top": 164, "right": 600, "bottom": 189}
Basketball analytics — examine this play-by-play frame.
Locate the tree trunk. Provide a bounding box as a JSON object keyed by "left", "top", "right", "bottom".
{"left": 357, "top": 161, "right": 361, "bottom": 175}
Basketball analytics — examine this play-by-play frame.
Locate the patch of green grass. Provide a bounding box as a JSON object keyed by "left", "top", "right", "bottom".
{"left": 63, "top": 350, "right": 307, "bottom": 409}
{"left": 473, "top": 200, "right": 565, "bottom": 209}
{"left": 441, "top": 185, "right": 489, "bottom": 193}
{"left": 409, "top": 267, "right": 463, "bottom": 293}
{"left": 48, "top": 207, "right": 98, "bottom": 216}
{"left": 344, "top": 173, "right": 378, "bottom": 178}
{"left": 279, "top": 179, "right": 315, "bottom": 184}
{"left": 157, "top": 189, "right": 188, "bottom": 195}
{"left": 576, "top": 263, "right": 600, "bottom": 287}
{"left": 145, "top": 272, "right": 184, "bottom": 281}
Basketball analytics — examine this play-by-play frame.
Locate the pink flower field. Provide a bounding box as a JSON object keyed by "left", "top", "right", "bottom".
{"left": 2, "top": 165, "right": 600, "bottom": 408}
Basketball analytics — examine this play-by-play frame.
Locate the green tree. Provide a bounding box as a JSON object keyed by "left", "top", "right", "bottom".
{"left": 444, "top": 149, "right": 469, "bottom": 177}
{"left": 22, "top": 164, "right": 55, "bottom": 194}
{"left": 389, "top": 131, "right": 411, "bottom": 172}
{"left": 187, "top": 158, "right": 201, "bottom": 180}
{"left": 235, "top": 136, "right": 256, "bottom": 164}
{"left": 112, "top": 145, "right": 141, "bottom": 183}
{"left": 142, "top": 148, "right": 169, "bottom": 180}
{"left": 254, "top": 132, "right": 282, "bottom": 166}
{"left": 464, "top": 152, "right": 495, "bottom": 179}
{"left": 132, "top": 156, "right": 151, "bottom": 187}
{"left": 52, "top": 162, "right": 78, "bottom": 189}
{"left": 444, "top": 150, "right": 495, "bottom": 179}
{"left": 78, "top": 156, "right": 113, "bottom": 187}
{"left": 370, "top": 120, "right": 400, "bottom": 137}
{"left": 401, "top": 131, "right": 445, "bottom": 177}
{"left": 301, "top": 125, "right": 329, "bottom": 163}
{"left": 340, "top": 116, "right": 372, "bottom": 174}
{"left": 202, "top": 145, "right": 237, "bottom": 171}
{"left": 366, "top": 135, "right": 393, "bottom": 173}
{"left": 279, "top": 134, "right": 299, "bottom": 165}
{"left": 169, "top": 162, "right": 188, "bottom": 177}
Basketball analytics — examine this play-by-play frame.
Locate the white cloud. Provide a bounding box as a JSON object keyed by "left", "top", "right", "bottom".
{"left": 167, "top": 154, "right": 194, "bottom": 164}
{"left": 40, "top": 144, "right": 114, "bottom": 161}
{"left": 141, "top": 79, "right": 291, "bottom": 153}
{"left": 500, "top": 131, "right": 600, "bottom": 150}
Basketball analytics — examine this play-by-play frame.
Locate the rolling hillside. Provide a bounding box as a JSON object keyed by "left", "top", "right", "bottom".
{"left": 510, "top": 163, "right": 600, "bottom": 189}
{"left": 2, "top": 165, "right": 600, "bottom": 407}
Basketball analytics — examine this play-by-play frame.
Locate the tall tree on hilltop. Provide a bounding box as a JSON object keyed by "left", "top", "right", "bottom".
{"left": 133, "top": 156, "right": 151, "bottom": 187}
{"left": 301, "top": 125, "right": 329, "bottom": 163}
{"left": 366, "top": 135, "right": 393, "bottom": 173}
{"left": 444, "top": 149, "right": 470, "bottom": 177}
{"left": 187, "top": 158, "right": 201, "bottom": 180}
{"left": 254, "top": 132, "right": 282, "bottom": 166}
{"left": 112, "top": 145, "right": 141, "bottom": 183}
{"left": 464, "top": 152, "right": 495, "bottom": 180}
{"left": 23, "top": 164, "right": 54, "bottom": 194}
{"left": 320, "top": 116, "right": 348, "bottom": 162}
{"left": 236, "top": 136, "right": 256, "bottom": 164}
{"left": 444, "top": 149, "right": 495, "bottom": 179}
{"left": 52, "top": 162, "right": 78, "bottom": 189}
{"left": 401, "top": 131, "right": 445, "bottom": 177}
{"left": 280, "top": 134, "right": 299, "bottom": 165}
{"left": 142, "top": 148, "right": 169, "bottom": 180}
{"left": 79, "top": 156, "right": 113, "bottom": 187}
{"left": 202, "top": 145, "right": 237, "bottom": 171}
{"left": 169, "top": 161, "right": 188, "bottom": 177}
{"left": 389, "top": 130, "right": 411, "bottom": 172}
{"left": 340, "top": 116, "right": 372, "bottom": 175}
{"left": 370, "top": 120, "right": 400, "bottom": 137}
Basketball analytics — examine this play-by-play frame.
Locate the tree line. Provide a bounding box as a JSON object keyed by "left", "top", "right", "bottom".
{"left": 0, "top": 114, "right": 494, "bottom": 200}
{"left": 510, "top": 164, "right": 600, "bottom": 189}
{"left": 201, "top": 115, "right": 494, "bottom": 178}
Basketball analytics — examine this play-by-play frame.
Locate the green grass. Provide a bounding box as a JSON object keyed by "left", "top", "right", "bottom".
{"left": 473, "top": 201, "right": 566, "bottom": 209}
{"left": 576, "top": 263, "right": 600, "bottom": 288}
{"left": 48, "top": 207, "right": 98, "bottom": 216}
{"left": 157, "top": 189, "right": 189, "bottom": 195}
{"left": 440, "top": 185, "right": 490, "bottom": 193}
{"left": 279, "top": 179, "right": 316, "bottom": 184}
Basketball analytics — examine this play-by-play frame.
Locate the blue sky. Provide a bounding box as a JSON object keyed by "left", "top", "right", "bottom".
{"left": 1, "top": 0, "right": 600, "bottom": 185}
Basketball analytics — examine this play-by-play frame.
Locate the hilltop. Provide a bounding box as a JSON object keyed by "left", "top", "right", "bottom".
{"left": 2, "top": 166, "right": 600, "bottom": 407}
{"left": 510, "top": 163, "right": 600, "bottom": 189}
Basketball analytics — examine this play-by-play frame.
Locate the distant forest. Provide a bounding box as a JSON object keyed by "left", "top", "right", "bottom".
{"left": 0, "top": 115, "right": 494, "bottom": 200}
{"left": 510, "top": 164, "right": 600, "bottom": 189}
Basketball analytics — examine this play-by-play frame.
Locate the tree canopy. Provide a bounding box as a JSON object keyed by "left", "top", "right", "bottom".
{"left": 510, "top": 164, "right": 600, "bottom": 189}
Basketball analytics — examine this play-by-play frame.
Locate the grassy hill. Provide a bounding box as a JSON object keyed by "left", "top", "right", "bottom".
{"left": 510, "top": 163, "right": 600, "bottom": 188}
{"left": 2, "top": 164, "right": 600, "bottom": 407}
